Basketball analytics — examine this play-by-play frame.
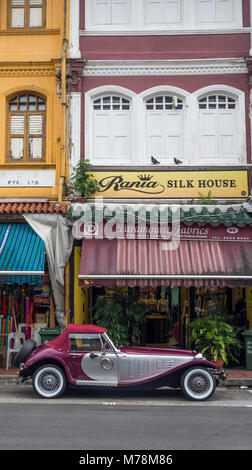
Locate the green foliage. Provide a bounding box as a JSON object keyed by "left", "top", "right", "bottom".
{"left": 197, "top": 190, "right": 213, "bottom": 205}
{"left": 190, "top": 315, "right": 243, "bottom": 365}
{"left": 70, "top": 159, "right": 100, "bottom": 197}
{"left": 92, "top": 288, "right": 146, "bottom": 346}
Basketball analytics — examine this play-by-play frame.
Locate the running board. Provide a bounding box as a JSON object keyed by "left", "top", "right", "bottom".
{"left": 76, "top": 380, "right": 118, "bottom": 387}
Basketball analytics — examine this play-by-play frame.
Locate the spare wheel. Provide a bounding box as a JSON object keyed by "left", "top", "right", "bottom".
{"left": 13, "top": 339, "right": 37, "bottom": 368}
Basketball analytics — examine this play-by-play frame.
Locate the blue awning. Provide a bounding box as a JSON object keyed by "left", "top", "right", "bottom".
{"left": 0, "top": 223, "right": 45, "bottom": 285}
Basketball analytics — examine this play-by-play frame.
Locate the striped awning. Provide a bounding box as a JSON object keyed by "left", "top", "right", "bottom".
{"left": 79, "top": 238, "right": 252, "bottom": 288}
{"left": 0, "top": 223, "right": 45, "bottom": 285}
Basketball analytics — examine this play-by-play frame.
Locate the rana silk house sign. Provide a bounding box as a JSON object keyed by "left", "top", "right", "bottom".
{"left": 92, "top": 170, "right": 248, "bottom": 199}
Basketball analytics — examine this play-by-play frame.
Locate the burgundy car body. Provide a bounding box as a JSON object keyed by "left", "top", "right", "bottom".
{"left": 18, "top": 324, "right": 226, "bottom": 399}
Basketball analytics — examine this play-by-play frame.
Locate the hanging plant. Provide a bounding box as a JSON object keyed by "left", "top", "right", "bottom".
{"left": 66, "top": 159, "right": 100, "bottom": 199}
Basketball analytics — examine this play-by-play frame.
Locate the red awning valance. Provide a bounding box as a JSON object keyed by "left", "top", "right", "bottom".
{"left": 79, "top": 238, "right": 252, "bottom": 288}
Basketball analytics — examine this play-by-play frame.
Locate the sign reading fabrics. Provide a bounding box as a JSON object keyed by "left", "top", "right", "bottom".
{"left": 92, "top": 170, "right": 248, "bottom": 199}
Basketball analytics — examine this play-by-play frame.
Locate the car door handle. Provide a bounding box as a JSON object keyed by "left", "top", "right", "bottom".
{"left": 90, "top": 352, "right": 98, "bottom": 359}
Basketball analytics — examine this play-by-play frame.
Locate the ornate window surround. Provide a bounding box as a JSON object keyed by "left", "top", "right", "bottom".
{"left": 139, "top": 86, "right": 190, "bottom": 165}
{"left": 85, "top": 85, "right": 138, "bottom": 165}
{"left": 191, "top": 85, "right": 246, "bottom": 165}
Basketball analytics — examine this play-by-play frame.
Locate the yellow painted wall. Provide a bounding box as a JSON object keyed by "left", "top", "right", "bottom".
{"left": 74, "top": 247, "right": 89, "bottom": 324}
{"left": 0, "top": 0, "right": 70, "bottom": 200}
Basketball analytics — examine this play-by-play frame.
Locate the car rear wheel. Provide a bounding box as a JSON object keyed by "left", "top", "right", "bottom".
{"left": 32, "top": 365, "right": 66, "bottom": 399}
{"left": 181, "top": 367, "right": 216, "bottom": 401}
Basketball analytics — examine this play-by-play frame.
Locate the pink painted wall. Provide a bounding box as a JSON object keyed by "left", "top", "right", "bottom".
{"left": 77, "top": 0, "right": 251, "bottom": 164}
{"left": 80, "top": 34, "right": 250, "bottom": 61}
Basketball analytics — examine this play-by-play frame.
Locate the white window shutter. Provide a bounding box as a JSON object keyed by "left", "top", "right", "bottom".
{"left": 145, "top": 0, "right": 182, "bottom": 24}
{"left": 197, "top": 0, "right": 214, "bottom": 23}
{"left": 93, "top": 112, "right": 110, "bottom": 158}
{"left": 12, "top": 9, "right": 25, "bottom": 27}
{"left": 164, "top": 0, "right": 182, "bottom": 23}
{"left": 216, "top": 0, "right": 234, "bottom": 23}
{"left": 218, "top": 110, "right": 236, "bottom": 157}
{"left": 199, "top": 110, "right": 218, "bottom": 158}
{"left": 29, "top": 114, "right": 43, "bottom": 135}
{"left": 112, "top": 0, "right": 130, "bottom": 24}
{"left": 111, "top": 111, "right": 130, "bottom": 158}
{"left": 11, "top": 115, "right": 25, "bottom": 135}
{"left": 29, "top": 115, "right": 43, "bottom": 159}
{"left": 145, "top": 0, "right": 163, "bottom": 24}
{"left": 147, "top": 112, "right": 164, "bottom": 158}
{"left": 93, "top": 0, "right": 111, "bottom": 25}
{"left": 29, "top": 8, "right": 43, "bottom": 27}
{"left": 165, "top": 111, "right": 183, "bottom": 156}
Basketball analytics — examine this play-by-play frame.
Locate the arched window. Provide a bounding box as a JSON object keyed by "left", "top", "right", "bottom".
{"left": 198, "top": 93, "right": 237, "bottom": 161}
{"left": 92, "top": 95, "right": 131, "bottom": 162}
{"left": 8, "top": 93, "right": 46, "bottom": 161}
{"left": 145, "top": 94, "right": 184, "bottom": 163}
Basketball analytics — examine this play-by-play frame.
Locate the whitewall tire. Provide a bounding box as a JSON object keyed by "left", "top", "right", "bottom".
{"left": 181, "top": 367, "right": 216, "bottom": 401}
{"left": 32, "top": 365, "right": 66, "bottom": 399}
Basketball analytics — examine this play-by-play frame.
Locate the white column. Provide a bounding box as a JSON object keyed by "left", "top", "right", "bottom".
{"left": 70, "top": 92, "right": 81, "bottom": 169}
{"left": 69, "top": 0, "right": 81, "bottom": 58}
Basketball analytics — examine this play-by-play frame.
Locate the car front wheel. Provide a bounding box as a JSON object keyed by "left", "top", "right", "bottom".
{"left": 181, "top": 367, "right": 216, "bottom": 401}
{"left": 32, "top": 365, "right": 66, "bottom": 399}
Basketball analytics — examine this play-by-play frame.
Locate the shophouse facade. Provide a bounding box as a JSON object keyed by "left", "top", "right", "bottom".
{"left": 68, "top": 0, "right": 252, "bottom": 357}
{"left": 0, "top": 1, "right": 74, "bottom": 365}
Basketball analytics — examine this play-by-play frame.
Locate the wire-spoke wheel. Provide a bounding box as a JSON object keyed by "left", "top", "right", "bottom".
{"left": 181, "top": 367, "right": 216, "bottom": 401}
{"left": 33, "top": 365, "right": 66, "bottom": 398}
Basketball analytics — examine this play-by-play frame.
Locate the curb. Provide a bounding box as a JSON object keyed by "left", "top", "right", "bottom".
{"left": 222, "top": 378, "right": 252, "bottom": 387}
{"left": 0, "top": 375, "right": 252, "bottom": 388}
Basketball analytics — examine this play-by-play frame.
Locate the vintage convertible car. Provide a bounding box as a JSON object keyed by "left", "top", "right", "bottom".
{"left": 15, "top": 324, "right": 226, "bottom": 400}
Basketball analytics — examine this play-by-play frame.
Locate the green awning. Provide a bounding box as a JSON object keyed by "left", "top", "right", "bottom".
{"left": 0, "top": 223, "right": 45, "bottom": 285}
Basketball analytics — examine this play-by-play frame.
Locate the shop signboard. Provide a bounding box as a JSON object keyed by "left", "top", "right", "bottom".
{"left": 0, "top": 169, "right": 56, "bottom": 187}
{"left": 91, "top": 170, "right": 248, "bottom": 199}
{"left": 76, "top": 221, "right": 252, "bottom": 242}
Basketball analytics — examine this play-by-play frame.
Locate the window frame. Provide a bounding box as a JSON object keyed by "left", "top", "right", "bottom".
{"left": 145, "top": 93, "right": 185, "bottom": 164}
{"left": 7, "top": 92, "right": 46, "bottom": 163}
{"left": 8, "top": 0, "right": 46, "bottom": 30}
{"left": 191, "top": 85, "right": 246, "bottom": 166}
{"left": 85, "top": 86, "right": 138, "bottom": 166}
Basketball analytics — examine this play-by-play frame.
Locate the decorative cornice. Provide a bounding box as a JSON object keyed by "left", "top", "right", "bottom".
{"left": 0, "top": 29, "right": 60, "bottom": 36}
{"left": 83, "top": 58, "right": 248, "bottom": 77}
{"left": 0, "top": 62, "right": 59, "bottom": 77}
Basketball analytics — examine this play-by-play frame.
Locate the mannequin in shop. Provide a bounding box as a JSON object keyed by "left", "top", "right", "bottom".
{"left": 147, "top": 293, "right": 157, "bottom": 313}
{"left": 157, "top": 292, "right": 169, "bottom": 315}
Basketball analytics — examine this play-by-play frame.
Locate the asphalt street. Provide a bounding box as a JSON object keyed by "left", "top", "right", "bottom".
{"left": 0, "top": 384, "right": 252, "bottom": 451}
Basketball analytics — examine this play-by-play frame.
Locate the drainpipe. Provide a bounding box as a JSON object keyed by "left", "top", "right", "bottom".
{"left": 58, "top": 0, "right": 68, "bottom": 203}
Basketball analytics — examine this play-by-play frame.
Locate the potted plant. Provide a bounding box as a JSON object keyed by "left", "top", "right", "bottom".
{"left": 190, "top": 315, "right": 243, "bottom": 366}
{"left": 66, "top": 159, "right": 100, "bottom": 201}
{"left": 92, "top": 287, "right": 147, "bottom": 346}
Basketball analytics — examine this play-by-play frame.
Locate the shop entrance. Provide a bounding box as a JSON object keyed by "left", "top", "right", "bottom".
{"left": 85, "top": 285, "right": 249, "bottom": 359}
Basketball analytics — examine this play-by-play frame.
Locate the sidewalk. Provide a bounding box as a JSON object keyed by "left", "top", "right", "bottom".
{"left": 0, "top": 367, "right": 252, "bottom": 387}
